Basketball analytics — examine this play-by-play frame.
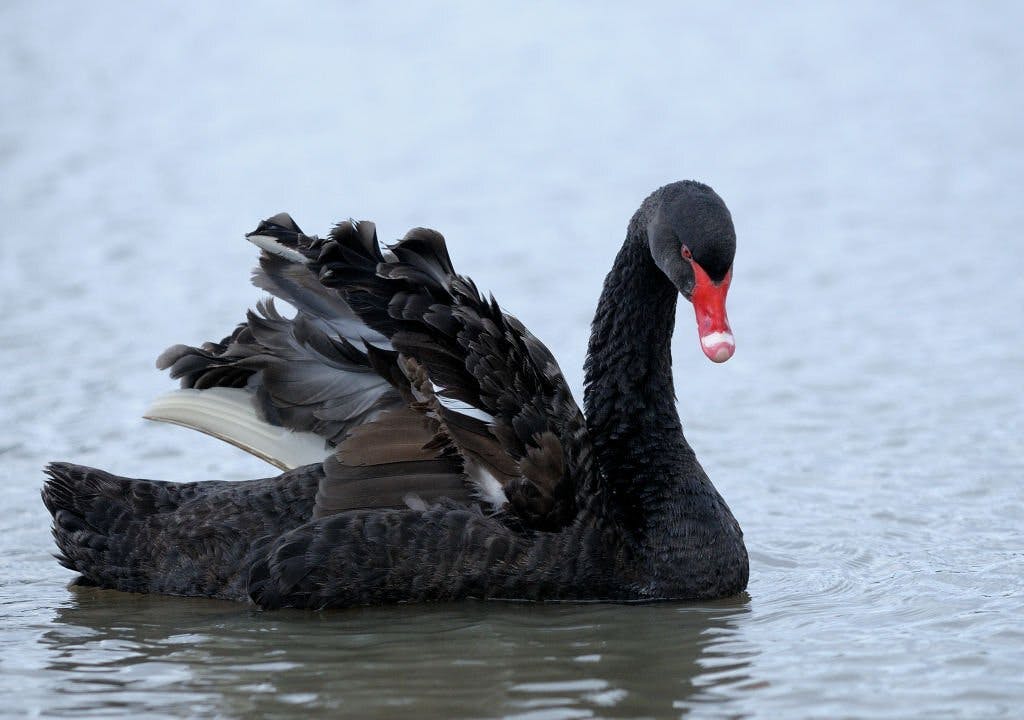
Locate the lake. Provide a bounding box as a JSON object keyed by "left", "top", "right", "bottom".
{"left": 1, "top": 2, "right": 1022, "bottom": 718}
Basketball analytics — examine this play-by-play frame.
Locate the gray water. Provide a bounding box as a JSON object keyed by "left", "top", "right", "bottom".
{"left": 2, "top": 2, "right": 1022, "bottom": 718}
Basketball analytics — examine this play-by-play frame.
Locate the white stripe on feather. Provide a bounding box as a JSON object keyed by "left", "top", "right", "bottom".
{"left": 143, "top": 387, "right": 330, "bottom": 471}
{"left": 429, "top": 381, "right": 495, "bottom": 423}
{"left": 247, "top": 234, "right": 309, "bottom": 264}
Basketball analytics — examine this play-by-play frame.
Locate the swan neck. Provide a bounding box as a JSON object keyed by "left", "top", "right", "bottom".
{"left": 582, "top": 220, "right": 748, "bottom": 598}
{"left": 583, "top": 225, "right": 686, "bottom": 500}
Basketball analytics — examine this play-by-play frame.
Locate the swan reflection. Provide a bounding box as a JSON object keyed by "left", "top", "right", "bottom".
{"left": 41, "top": 588, "right": 756, "bottom": 718}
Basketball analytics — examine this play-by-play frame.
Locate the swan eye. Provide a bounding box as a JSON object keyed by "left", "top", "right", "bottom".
{"left": 681, "top": 245, "right": 693, "bottom": 260}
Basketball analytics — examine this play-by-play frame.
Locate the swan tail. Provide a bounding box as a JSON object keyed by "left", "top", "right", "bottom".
{"left": 41, "top": 463, "right": 186, "bottom": 592}
{"left": 42, "top": 462, "right": 324, "bottom": 599}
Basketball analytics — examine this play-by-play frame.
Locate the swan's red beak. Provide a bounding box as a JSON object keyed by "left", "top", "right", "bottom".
{"left": 690, "top": 263, "right": 734, "bottom": 363}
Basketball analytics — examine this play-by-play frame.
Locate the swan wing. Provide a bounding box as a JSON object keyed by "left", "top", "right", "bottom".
{"left": 150, "top": 213, "right": 596, "bottom": 530}
{"left": 299, "top": 220, "right": 596, "bottom": 530}
{"left": 148, "top": 214, "right": 403, "bottom": 463}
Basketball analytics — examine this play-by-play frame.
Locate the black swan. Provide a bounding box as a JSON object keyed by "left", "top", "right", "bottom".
{"left": 42, "top": 180, "right": 748, "bottom": 609}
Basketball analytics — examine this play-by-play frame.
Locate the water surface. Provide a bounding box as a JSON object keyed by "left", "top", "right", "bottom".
{"left": 2, "top": 2, "right": 1022, "bottom": 718}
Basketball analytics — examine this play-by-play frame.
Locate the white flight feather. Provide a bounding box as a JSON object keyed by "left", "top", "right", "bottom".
{"left": 247, "top": 234, "right": 309, "bottom": 264}
{"left": 143, "top": 387, "right": 330, "bottom": 471}
{"left": 428, "top": 380, "right": 495, "bottom": 423}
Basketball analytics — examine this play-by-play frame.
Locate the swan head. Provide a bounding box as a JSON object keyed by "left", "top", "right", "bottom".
{"left": 646, "top": 181, "right": 736, "bottom": 363}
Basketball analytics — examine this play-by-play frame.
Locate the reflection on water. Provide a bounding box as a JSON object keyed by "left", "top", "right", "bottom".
{"left": 39, "top": 588, "right": 754, "bottom": 718}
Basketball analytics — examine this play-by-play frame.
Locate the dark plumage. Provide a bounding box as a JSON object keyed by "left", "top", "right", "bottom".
{"left": 42, "top": 180, "right": 749, "bottom": 609}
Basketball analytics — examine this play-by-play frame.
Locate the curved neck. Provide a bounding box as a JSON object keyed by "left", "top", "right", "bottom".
{"left": 583, "top": 222, "right": 692, "bottom": 523}
{"left": 582, "top": 219, "right": 748, "bottom": 598}
{"left": 580, "top": 191, "right": 748, "bottom": 598}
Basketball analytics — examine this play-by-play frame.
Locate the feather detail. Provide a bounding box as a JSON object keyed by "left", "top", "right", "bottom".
{"left": 155, "top": 212, "right": 402, "bottom": 454}
{"left": 247, "top": 234, "right": 309, "bottom": 264}
{"left": 304, "top": 220, "right": 595, "bottom": 529}
{"left": 143, "top": 388, "right": 330, "bottom": 470}
{"left": 153, "top": 210, "right": 595, "bottom": 530}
